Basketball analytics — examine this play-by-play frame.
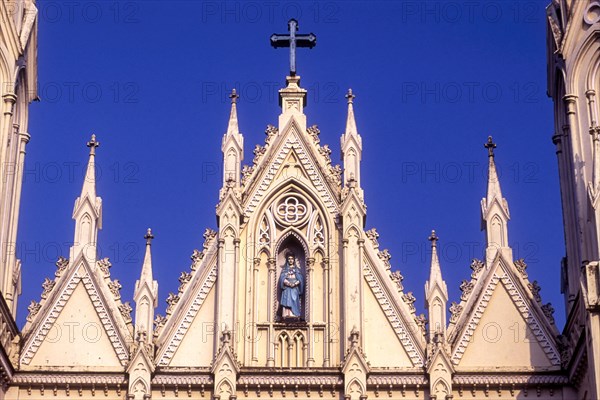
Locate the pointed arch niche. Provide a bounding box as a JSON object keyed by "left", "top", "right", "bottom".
{"left": 275, "top": 231, "right": 308, "bottom": 321}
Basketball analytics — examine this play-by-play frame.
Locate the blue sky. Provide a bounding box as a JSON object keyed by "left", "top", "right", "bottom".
{"left": 20, "top": 1, "right": 563, "bottom": 328}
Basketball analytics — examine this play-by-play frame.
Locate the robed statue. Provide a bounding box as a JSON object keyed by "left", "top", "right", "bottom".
{"left": 279, "top": 251, "right": 304, "bottom": 318}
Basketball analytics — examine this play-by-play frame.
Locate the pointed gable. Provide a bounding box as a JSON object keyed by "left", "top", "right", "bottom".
{"left": 20, "top": 258, "right": 132, "bottom": 370}
{"left": 242, "top": 116, "right": 341, "bottom": 217}
{"left": 449, "top": 255, "right": 561, "bottom": 369}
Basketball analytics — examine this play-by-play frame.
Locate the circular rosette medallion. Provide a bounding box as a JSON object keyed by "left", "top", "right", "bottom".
{"left": 273, "top": 194, "right": 311, "bottom": 227}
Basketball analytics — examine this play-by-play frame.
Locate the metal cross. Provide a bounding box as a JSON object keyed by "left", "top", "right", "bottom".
{"left": 270, "top": 19, "right": 316, "bottom": 76}
{"left": 229, "top": 88, "right": 239, "bottom": 104}
{"left": 144, "top": 228, "right": 154, "bottom": 245}
{"left": 87, "top": 134, "right": 99, "bottom": 155}
{"left": 345, "top": 89, "right": 355, "bottom": 104}
{"left": 428, "top": 230, "right": 439, "bottom": 246}
{"left": 484, "top": 136, "right": 496, "bottom": 158}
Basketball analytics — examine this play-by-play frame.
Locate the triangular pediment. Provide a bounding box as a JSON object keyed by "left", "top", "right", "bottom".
{"left": 450, "top": 258, "right": 561, "bottom": 368}
{"left": 361, "top": 244, "right": 426, "bottom": 367}
{"left": 155, "top": 241, "right": 218, "bottom": 367}
{"left": 243, "top": 117, "right": 340, "bottom": 217}
{"left": 20, "top": 257, "right": 132, "bottom": 369}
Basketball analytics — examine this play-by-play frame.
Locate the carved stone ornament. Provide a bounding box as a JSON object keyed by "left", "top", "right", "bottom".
{"left": 55, "top": 256, "right": 69, "bottom": 277}
{"left": 402, "top": 292, "right": 416, "bottom": 313}
{"left": 97, "top": 257, "right": 112, "bottom": 277}
{"left": 390, "top": 270, "right": 404, "bottom": 291}
{"left": 108, "top": 279, "right": 122, "bottom": 300}
{"left": 307, "top": 124, "right": 320, "bottom": 144}
{"left": 252, "top": 144, "right": 266, "bottom": 165}
{"left": 27, "top": 300, "right": 41, "bottom": 321}
{"left": 378, "top": 249, "right": 392, "bottom": 270}
{"left": 514, "top": 258, "right": 528, "bottom": 278}
{"left": 584, "top": 1, "right": 600, "bottom": 25}
{"left": 190, "top": 249, "right": 204, "bottom": 267}
{"left": 528, "top": 280, "right": 542, "bottom": 302}
{"left": 470, "top": 258, "right": 484, "bottom": 278}
{"left": 459, "top": 280, "right": 474, "bottom": 301}
{"left": 178, "top": 271, "right": 192, "bottom": 292}
{"left": 318, "top": 144, "right": 332, "bottom": 165}
{"left": 542, "top": 303, "right": 555, "bottom": 325}
{"left": 41, "top": 278, "right": 55, "bottom": 299}
{"left": 119, "top": 302, "right": 133, "bottom": 323}
{"left": 365, "top": 228, "right": 379, "bottom": 248}
{"left": 166, "top": 293, "right": 180, "bottom": 314}
{"left": 274, "top": 195, "right": 309, "bottom": 226}
{"left": 449, "top": 302, "right": 462, "bottom": 324}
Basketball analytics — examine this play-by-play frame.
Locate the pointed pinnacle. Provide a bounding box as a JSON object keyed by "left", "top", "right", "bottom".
{"left": 144, "top": 228, "right": 154, "bottom": 245}
{"left": 229, "top": 88, "right": 239, "bottom": 104}
{"left": 345, "top": 88, "right": 355, "bottom": 104}
{"left": 87, "top": 134, "right": 100, "bottom": 156}
{"left": 484, "top": 136, "right": 496, "bottom": 158}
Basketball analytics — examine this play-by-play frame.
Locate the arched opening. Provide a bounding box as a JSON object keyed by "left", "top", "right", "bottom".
{"left": 275, "top": 232, "right": 307, "bottom": 321}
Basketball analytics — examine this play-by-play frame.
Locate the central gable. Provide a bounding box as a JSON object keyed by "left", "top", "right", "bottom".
{"left": 243, "top": 117, "right": 340, "bottom": 217}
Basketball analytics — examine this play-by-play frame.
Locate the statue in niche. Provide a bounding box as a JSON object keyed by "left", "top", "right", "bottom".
{"left": 279, "top": 251, "right": 304, "bottom": 319}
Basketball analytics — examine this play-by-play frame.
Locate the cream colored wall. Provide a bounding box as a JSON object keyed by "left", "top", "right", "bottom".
{"left": 26, "top": 283, "right": 122, "bottom": 371}
{"left": 459, "top": 280, "right": 553, "bottom": 369}
{"left": 169, "top": 285, "right": 216, "bottom": 367}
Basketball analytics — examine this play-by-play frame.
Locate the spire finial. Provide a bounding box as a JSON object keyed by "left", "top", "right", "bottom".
{"left": 229, "top": 88, "right": 239, "bottom": 104}
{"left": 144, "top": 228, "right": 154, "bottom": 245}
{"left": 87, "top": 134, "right": 99, "bottom": 156}
{"left": 484, "top": 136, "right": 496, "bottom": 158}
{"left": 428, "top": 230, "right": 439, "bottom": 247}
{"left": 345, "top": 88, "right": 355, "bottom": 104}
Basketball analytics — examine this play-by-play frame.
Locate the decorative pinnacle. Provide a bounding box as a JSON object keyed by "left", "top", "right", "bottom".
{"left": 428, "top": 230, "right": 439, "bottom": 247}
{"left": 484, "top": 136, "right": 496, "bottom": 158}
{"left": 144, "top": 228, "right": 154, "bottom": 245}
{"left": 229, "top": 88, "right": 239, "bottom": 104}
{"left": 590, "top": 125, "right": 600, "bottom": 141}
{"left": 86, "top": 134, "right": 99, "bottom": 156}
{"left": 345, "top": 88, "right": 355, "bottom": 104}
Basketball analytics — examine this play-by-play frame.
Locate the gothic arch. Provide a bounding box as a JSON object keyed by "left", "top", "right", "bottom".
{"left": 569, "top": 30, "right": 600, "bottom": 94}
{"left": 345, "top": 378, "right": 365, "bottom": 397}
{"left": 130, "top": 377, "right": 149, "bottom": 396}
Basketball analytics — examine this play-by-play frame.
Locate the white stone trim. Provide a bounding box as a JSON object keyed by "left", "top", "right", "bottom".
{"left": 244, "top": 130, "right": 338, "bottom": 216}
{"left": 363, "top": 263, "right": 424, "bottom": 367}
{"left": 20, "top": 264, "right": 129, "bottom": 366}
{"left": 450, "top": 272, "right": 561, "bottom": 366}
{"left": 156, "top": 264, "right": 218, "bottom": 366}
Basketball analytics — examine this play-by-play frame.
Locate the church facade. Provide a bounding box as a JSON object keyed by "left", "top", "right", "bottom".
{"left": 0, "top": 1, "right": 597, "bottom": 399}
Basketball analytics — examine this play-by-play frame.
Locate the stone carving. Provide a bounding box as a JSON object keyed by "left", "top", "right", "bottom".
{"left": 402, "top": 292, "right": 416, "bottom": 313}
{"left": 470, "top": 258, "right": 484, "bottom": 278}
{"left": 542, "top": 303, "right": 555, "bottom": 325}
{"left": 528, "top": 280, "right": 542, "bottom": 302}
{"left": 178, "top": 272, "right": 192, "bottom": 293}
{"left": 97, "top": 257, "right": 112, "bottom": 277}
{"left": 279, "top": 252, "right": 304, "bottom": 319}
{"left": 378, "top": 249, "right": 392, "bottom": 270}
{"left": 55, "top": 256, "right": 69, "bottom": 277}
{"left": 459, "top": 280, "right": 474, "bottom": 301}
{"left": 365, "top": 228, "right": 379, "bottom": 248}
{"left": 415, "top": 314, "right": 427, "bottom": 333}
{"left": 307, "top": 125, "right": 320, "bottom": 144}
{"left": 276, "top": 196, "right": 308, "bottom": 225}
{"left": 166, "top": 293, "right": 180, "bottom": 315}
{"left": 108, "top": 279, "right": 122, "bottom": 300}
{"left": 259, "top": 215, "right": 270, "bottom": 246}
{"left": 190, "top": 249, "right": 204, "bottom": 267}
{"left": 265, "top": 124, "right": 278, "bottom": 139}
{"left": 27, "top": 301, "right": 41, "bottom": 321}
{"left": 514, "top": 258, "right": 528, "bottom": 278}
{"left": 253, "top": 144, "right": 266, "bottom": 165}
{"left": 390, "top": 270, "right": 404, "bottom": 291}
{"left": 41, "top": 278, "right": 55, "bottom": 299}
{"left": 241, "top": 165, "right": 255, "bottom": 185}
{"left": 119, "top": 302, "right": 132, "bottom": 323}
{"left": 328, "top": 164, "right": 342, "bottom": 186}
{"left": 318, "top": 144, "right": 332, "bottom": 166}
{"left": 584, "top": 1, "right": 600, "bottom": 25}
{"left": 449, "top": 302, "right": 462, "bottom": 324}
{"left": 203, "top": 228, "right": 217, "bottom": 246}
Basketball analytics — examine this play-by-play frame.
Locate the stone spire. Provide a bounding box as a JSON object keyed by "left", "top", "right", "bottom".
{"left": 481, "top": 136, "right": 511, "bottom": 263}
{"left": 221, "top": 89, "right": 244, "bottom": 189}
{"left": 134, "top": 228, "right": 158, "bottom": 345}
{"left": 424, "top": 230, "right": 448, "bottom": 340}
{"left": 341, "top": 89, "right": 363, "bottom": 190}
{"left": 70, "top": 134, "right": 102, "bottom": 262}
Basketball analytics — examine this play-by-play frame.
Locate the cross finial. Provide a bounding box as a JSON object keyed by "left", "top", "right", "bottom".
{"left": 590, "top": 125, "right": 600, "bottom": 141}
{"left": 484, "top": 136, "right": 496, "bottom": 158}
{"left": 87, "top": 134, "right": 99, "bottom": 155}
{"left": 144, "top": 228, "right": 154, "bottom": 245}
{"left": 221, "top": 329, "right": 232, "bottom": 346}
{"left": 271, "top": 19, "right": 317, "bottom": 76}
{"left": 349, "top": 326, "right": 360, "bottom": 346}
{"left": 428, "top": 230, "right": 439, "bottom": 247}
{"left": 345, "top": 88, "right": 355, "bottom": 104}
{"left": 229, "top": 88, "right": 239, "bottom": 104}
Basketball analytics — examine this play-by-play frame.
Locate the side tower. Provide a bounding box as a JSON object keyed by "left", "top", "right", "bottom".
{"left": 548, "top": 1, "right": 600, "bottom": 397}
{"left": 0, "top": 0, "right": 38, "bottom": 318}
